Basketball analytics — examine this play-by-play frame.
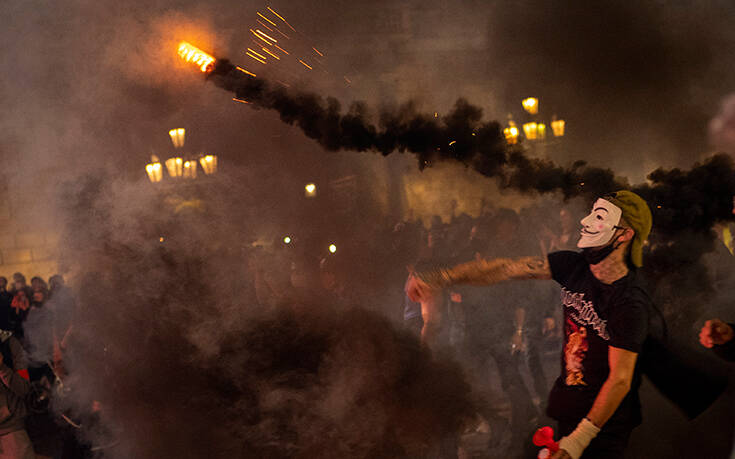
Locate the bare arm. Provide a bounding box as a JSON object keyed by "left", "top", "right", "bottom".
{"left": 586, "top": 346, "right": 638, "bottom": 427}
{"left": 406, "top": 257, "right": 551, "bottom": 302}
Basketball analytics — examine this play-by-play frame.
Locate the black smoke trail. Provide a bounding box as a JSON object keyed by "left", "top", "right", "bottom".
{"left": 203, "top": 56, "right": 735, "bottom": 327}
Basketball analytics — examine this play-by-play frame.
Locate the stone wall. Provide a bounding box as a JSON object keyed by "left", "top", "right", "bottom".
{"left": 0, "top": 230, "right": 59, "bottom": 281}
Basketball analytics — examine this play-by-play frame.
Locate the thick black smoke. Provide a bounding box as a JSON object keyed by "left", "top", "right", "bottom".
{"left": 204, "top": 57, "right": 735, "bottom": 328}
{"left": 54, "top": 176, "right": 474, "bottom": 458}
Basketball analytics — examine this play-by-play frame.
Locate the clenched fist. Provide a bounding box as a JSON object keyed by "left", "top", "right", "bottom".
{"left": 699, "top": 319, "right": 734, "bottom": 348}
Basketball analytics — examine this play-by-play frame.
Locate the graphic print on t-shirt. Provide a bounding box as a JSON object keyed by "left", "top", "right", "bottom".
{"left": 564, "top": 319, "right": 588, "bottom": 386}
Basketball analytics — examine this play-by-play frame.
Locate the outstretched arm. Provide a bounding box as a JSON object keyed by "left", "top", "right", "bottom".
{"left": 406, "top": 256, "right": 551, "bottom": 302}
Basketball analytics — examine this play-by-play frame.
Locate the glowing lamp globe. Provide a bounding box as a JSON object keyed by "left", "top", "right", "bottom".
{"left": 283, "top": 236, "right": 292, "bottom": 244}
{"left": 551, "top": 116, "right": 566, "bottom": 137}
{"left": 305, "top": 183, "right": 317, "bottom": 197}
{"left": 523, "top": 122, "right": 538, "bottom": 140}
{"left": 328, "top": 244, "right": 337, "bottom": 254}
{"left": 537, "top": 123, "right": 547, "bottom": 140}
{"left": 522, "top": 97, "right": 539, "bottom": 115}
{"left": 145, "top": 161, "right": 163, "bottom": 183}
{"left": 199, "top": 155, "right": 218, "bottom": 175}
{"left": 182, "top": 160, "right": 197, "bottom": 179}
{"left": 504, "top": 120, "right": 520, "bottom": 145}
{"left": 165, "top": 157, "right": 184, "bottom": 178}
{"left": 168, "top": 128, "right": 185, "bottom": 148}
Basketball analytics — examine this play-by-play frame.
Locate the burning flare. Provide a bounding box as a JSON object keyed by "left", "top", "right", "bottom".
{"left": 177, "top": 41, "right": 216, "bottom": 73}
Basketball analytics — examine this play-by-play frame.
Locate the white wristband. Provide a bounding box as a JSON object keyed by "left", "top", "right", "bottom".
{"left": 558, "top": 418, "right": 600, "bottom": 459}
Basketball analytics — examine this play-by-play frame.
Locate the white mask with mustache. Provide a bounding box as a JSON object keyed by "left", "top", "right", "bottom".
{"left": 577, "top": 198, "right": 623, "bottom": 248}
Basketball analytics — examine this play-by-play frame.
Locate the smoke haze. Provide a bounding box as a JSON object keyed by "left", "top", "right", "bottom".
{"left": 3, "top": 0, "right": 735, "bottom": 457}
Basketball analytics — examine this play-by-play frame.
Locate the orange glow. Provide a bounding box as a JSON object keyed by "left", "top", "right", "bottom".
{"left": 299, "top": 59, "right": 313, "bottom": 70}
{"left": 313, "top": 47, "right": 324, "bottom": 57}
{"left": 246, "top": 52, "right": 267, "bottom": 64}
{"left": 247, "top": 48, "right": 267, "bottom": 60}
{"left": 274, "top": 44, "right": 290, "bottom": 55}
{"left": 261, "top": 47, "right": 280, "bottom": 59}
{"left": 235, "top": 66, "right": 257, "bottom": 77}
{"left": 257, "top": 12, "right": 277, "bottom": 27}
{"left": 267, "top": 6, "right": 296, "bottom": 31}
{"left": 251, "top": 29, "right": 274, "bottom": 46}
{"left": 232, "top": 98, "right": 251, "bottom": 104}
{"left": 274, "top": 28, "right": 290, "bottom": 40}
{"left": 255, "top": 29, "right": 278, "bottom": 43}
{"left": 177, "top": 42, "right": 215, "bottom": 73}
{"left": 256, "top": 19, "right": 274, "bottom": 32}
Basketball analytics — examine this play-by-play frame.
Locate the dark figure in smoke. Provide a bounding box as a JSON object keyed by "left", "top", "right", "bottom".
{"left": 698, "top": 318, "right": 735, "bottom": 459}
{"left": 0, "top": 278, "right": 13, "bottom": 332}
{"left": 0, "top": 329, "right": 33, "bottom": 459}
{"left": 408, "top": 191, "right": 653, "bottom": 459}
{"left": 8, "top": 275, "right": 31, "bottom": 340}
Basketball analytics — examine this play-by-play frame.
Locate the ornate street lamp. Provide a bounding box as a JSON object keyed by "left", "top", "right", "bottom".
{"left": 199, "top": 154, "right": 218, "bottom": 175}
{"left": 146, "top": 156, "right": 163, "bottom": 183}
{"left": 551, "top": 115, "right": 566, "bottom": 137}
{"left": 305, "top": 182, "right": 317, "bottom": 198}
{"left": 522, "top": 97, "right": 539, "bottom": 115}
{"left": 168, "top": 128, "right": 186, "bottom": 148}
{"left": 183, "top": 160, "right": 198, "bottom": 179}
{"left": 523, "top": 122, "right": 538, "bottom": 140}
{"left": 504, "top": 117, "right": 520, "bottom": 145}
{"left": 165, "top": 157, "right": 184, "bottom": 178}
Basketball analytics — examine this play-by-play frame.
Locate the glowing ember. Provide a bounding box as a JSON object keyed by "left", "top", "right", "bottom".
{"left": 255, "top": 29, "right": 278, "bottom": 43}
{"left": 177, "top": 41, "right": 216, "bottom": 73}
{"left": 274, "top": 44, "right": 290, "bottom": 55}
{"left": 235, "top": 66, "right": 256, "bottom": 77}
{"left": 232, "top": 98, "right": 251, "bottom": 104}
{"left": 312, "top": 47, "right": 324, "bottom": 57}
{"left": 246, "top": 52, "right": 267, "bottom": 64}
{"left": 257, "top": 12, "right": 277, "bottom": 27}
{"left": 247, "top": 48, "right": 267, "bottom": 60}
{"left": 299, "top": 59, "right": 313, "bottom": 70}
{"left": 267, "top": 6, "right": 296, "bottom": 32}
{"left": 261, "top": 47, "right": 280, "bottom": 59}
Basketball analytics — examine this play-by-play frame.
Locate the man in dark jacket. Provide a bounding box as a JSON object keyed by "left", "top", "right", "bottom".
{"left": 0, "top": 329, "right": 33, "bottom": 458}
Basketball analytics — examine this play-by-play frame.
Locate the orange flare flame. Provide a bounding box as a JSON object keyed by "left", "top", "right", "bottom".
{"left": 177, "top": 41, "right": 216, "bottom": 73}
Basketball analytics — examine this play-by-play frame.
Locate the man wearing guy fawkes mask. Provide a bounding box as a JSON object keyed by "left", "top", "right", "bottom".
{"left": 406, "top": 191, "right": 655, "bottom": 459}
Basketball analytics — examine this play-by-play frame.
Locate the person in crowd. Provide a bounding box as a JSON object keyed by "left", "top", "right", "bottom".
{"left": 0, "top": 326, "right": 34, "bottom": 458}
{"left": 408, "top": 191, "right": 654, "bottom": 459}
{"left": 9, "top": 274, "right": 32, "bottom": 339}
{"left": 699, "top": 318, "right": 735, "bottom": 459}
{"left": 0, "top": 278, "right": 12, "bottom": 331}
{"left": 29, "top": 277, "right": 48, "bottom": 311}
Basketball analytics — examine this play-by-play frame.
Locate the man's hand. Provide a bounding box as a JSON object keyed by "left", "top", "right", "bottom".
{"left": 550, "top": 450, "right": 571, "bottom": 459}
{"left": 700, "top": 319, "right": 734, "bottom": 348}
{"left": 406, "top": 274, "right": 436, "bottom": 303}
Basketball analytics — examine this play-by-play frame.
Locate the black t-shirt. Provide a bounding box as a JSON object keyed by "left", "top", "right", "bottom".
{"left": 546, "top": 251, "right": 650, "bottom": 429}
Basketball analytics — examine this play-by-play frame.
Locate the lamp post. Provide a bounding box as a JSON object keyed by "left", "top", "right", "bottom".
{"left": 146, "top": 128, "right": 218, "bottom": 183}
{"left": 504, "top": 98, "right": 565, "bottom": 156}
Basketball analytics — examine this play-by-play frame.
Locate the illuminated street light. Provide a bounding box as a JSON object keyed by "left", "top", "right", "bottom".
{"left": 146, "top": 157, "right": 163, "bottom": 183}
{"left": 305, "top": 182, "right": 317, "bottom": 197}
{"left": 523, "top": 122, "right": 538, "bottom": 140}
{"left": 328, "top": 244, "right": 337, "bottom": 253}
{"left": 537, "top": 123, "right": 546, "bottom": 140}
{"left": 504, "top": 118, "right": 520, "bottom": 145}
{"left": 522, "top": 97, "right": 538, "bottom": 115}
{"left": 551, "top": 115, "right": 566, "bottom": 137}
{"left": 199, "top": 154, "right": 218, "bottom": 175}
{"left": 165, "top": 157, "right": 184, "bottom": 178}
{"left": 169, "top": 128, "right": 185, "bottom": 148}
{"left": 283, "top": 236, "right": 292, "bottom": 244}
{"left": 182, "top": 160, "right": 198, "bottom": 179}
